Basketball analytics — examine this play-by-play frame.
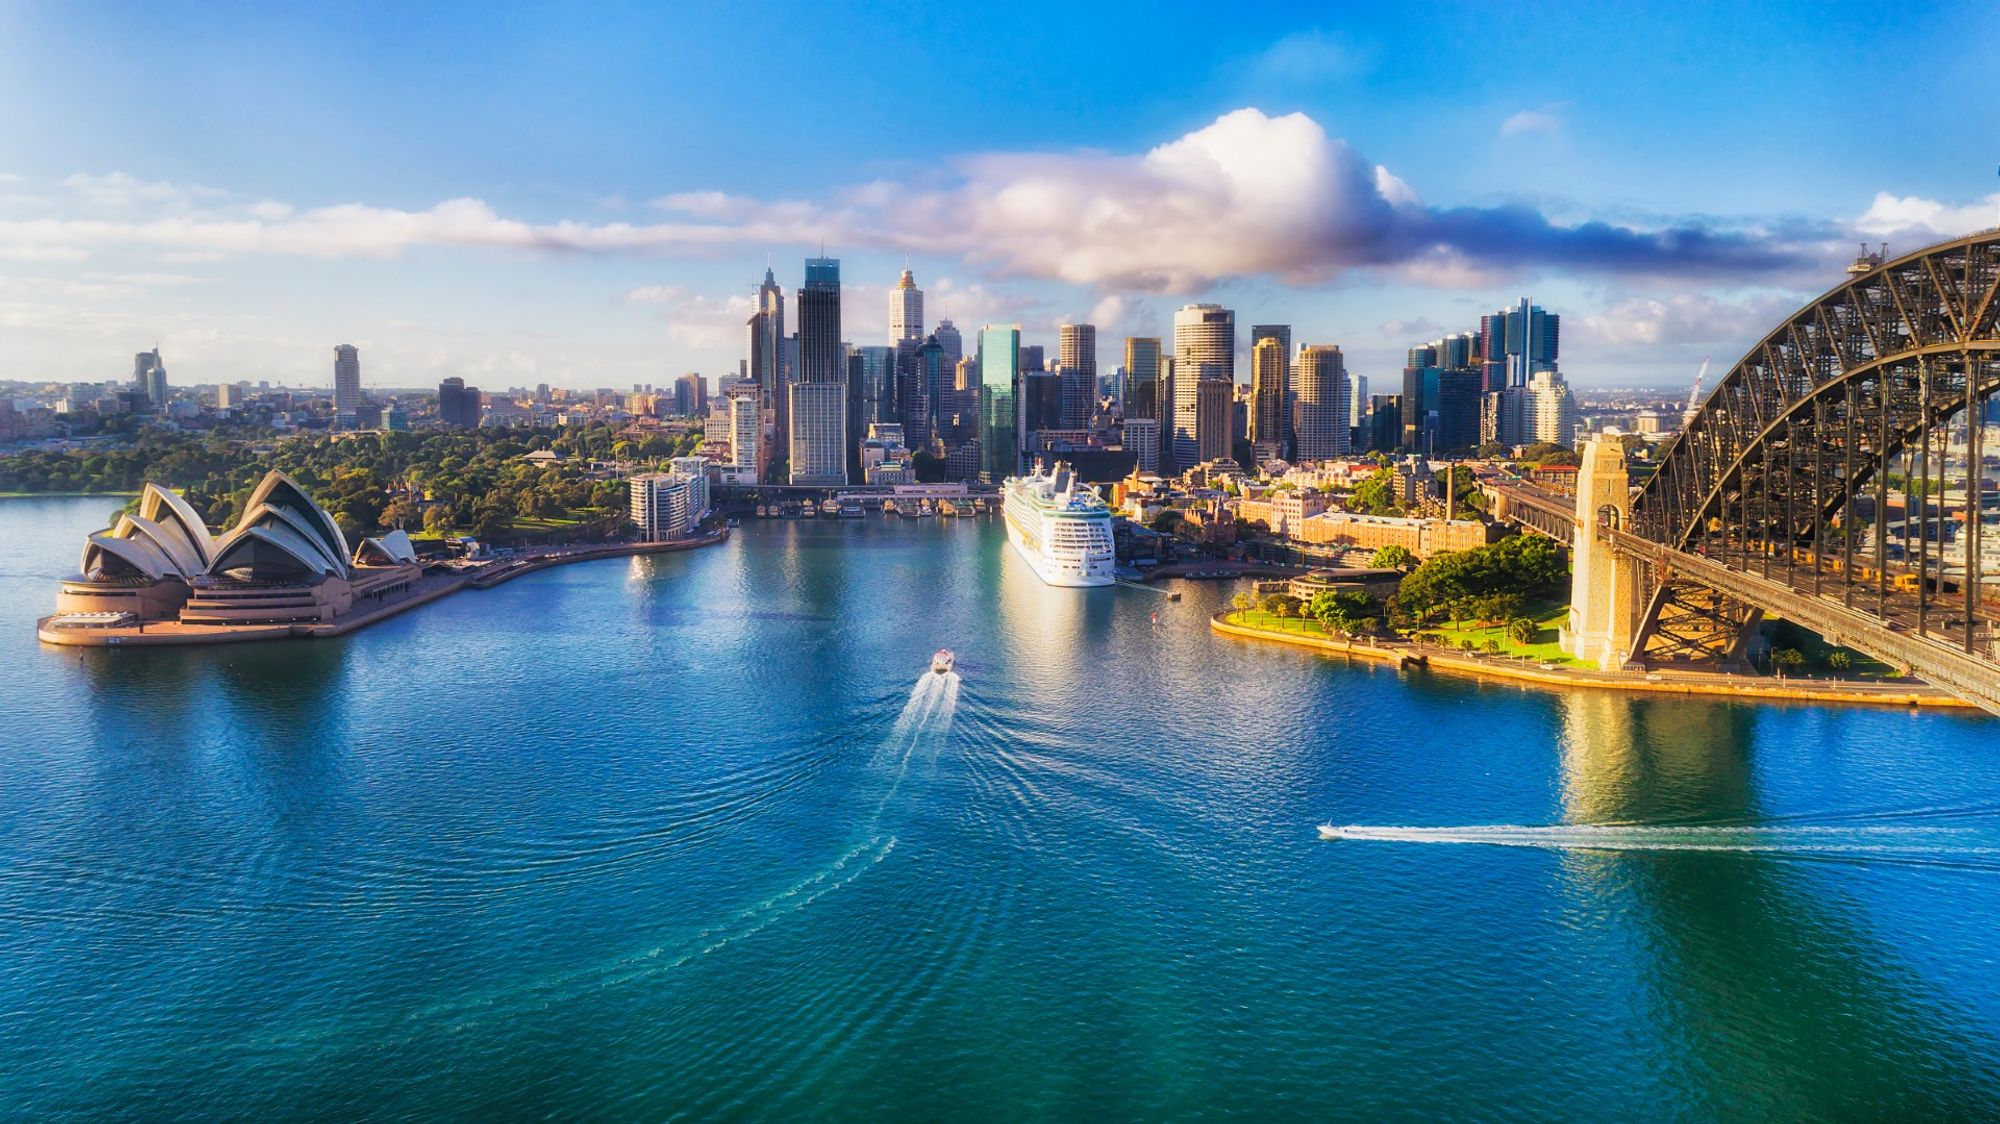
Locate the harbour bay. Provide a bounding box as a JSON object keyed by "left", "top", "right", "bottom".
{"left": 5, "top": 496, "right": 2000, "bottom": 1118}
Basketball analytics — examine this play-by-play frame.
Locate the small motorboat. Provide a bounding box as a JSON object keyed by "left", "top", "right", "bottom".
{"left": 931, "top": 649, "right": 955, "bottom": 675}
{"left": 1317, "top": 824, "right": 1344, "bottom": 841}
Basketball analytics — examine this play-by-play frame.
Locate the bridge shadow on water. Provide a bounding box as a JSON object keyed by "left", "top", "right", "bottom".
{"left": 1555, "top": 693, "right": 2000, "bottom": 1116}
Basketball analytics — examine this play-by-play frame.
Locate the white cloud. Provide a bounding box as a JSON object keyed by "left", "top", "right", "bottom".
{"left": 1854, "top": 191, "right": 2000, "bottom": 239}
{"left": 1253, "top": 30, "right": 1370, "bottom": 82}
{"left": 0, "top": 116, "right": 1825, "bottom": 292}
{"left": 1499, "top": 108, "right": 1564, "bottom": 139}
{"left": 1576, "top": 292, "right": 1798, "bottom": 349}
{"left": 61, "top": 171, "right": 227, "bottom": 209}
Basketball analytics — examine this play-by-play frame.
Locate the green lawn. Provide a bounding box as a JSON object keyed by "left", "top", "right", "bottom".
{"left": 1228, "top": 610, "right": 1341, "bottom": 637}
{"left": 1421, "top": 599, "right": 1580, "bottom": 665}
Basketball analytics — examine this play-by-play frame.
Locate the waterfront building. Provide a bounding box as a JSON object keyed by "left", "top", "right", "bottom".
{"left": 726, "top": 384, "right": 763, "bottom": 477}
{"left": 1173, "top": 304, "right": 1233, "bottom": 470}
{"left": 1292, "top": 510, "right": 1500, "bottom": 558}
{"left": 1295, "top": 345, "right": 1351, "bottom": 461}
{"left": 333, "top": 344, "right": 362, "bottom": 424}
{"left": 978, "top": 324, "right": 1021, "bottom": 483}
{"left": 630, "top": 469, "right": 705, "bottom": 541}
{"left": 790, "top": 257, "right": 848, "bottom": 485}
{"left": 787, "top": 382, "right": 847, "bottom": 486}
{"left": 49, "top": 472, "right": 419, "bottom": 630}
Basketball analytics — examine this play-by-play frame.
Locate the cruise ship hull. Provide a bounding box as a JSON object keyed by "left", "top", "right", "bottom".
{"left": 1001, "top": 473, "right": 1116, "bottom": 588}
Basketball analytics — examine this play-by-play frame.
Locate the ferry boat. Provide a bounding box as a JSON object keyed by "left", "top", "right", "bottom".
{"left": 838, "top": 499, "right": 864, "bottom": 519}
{"left": 883, "top": 499, "right": 899, "bottom": 516}
{"left": 821, "top": 498, "right": 842, "bottom": 516}
{"left": 1000, "top": 461, "right": 1116, "bottom": 587}
{"left": 938, "top": 499, "right": 960, "bottom": 517}
{"left": 916, "top": 500, "right": 935, "bottom": 518}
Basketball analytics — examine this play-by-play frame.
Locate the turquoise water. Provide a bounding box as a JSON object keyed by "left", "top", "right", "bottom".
{"left": 4, "top": 495, "right": 2000, "bottom": 1119}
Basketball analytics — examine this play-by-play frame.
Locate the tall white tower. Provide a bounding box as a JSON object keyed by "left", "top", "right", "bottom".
{"left": 889, "top": 269, "right": 924, "bottom": 349}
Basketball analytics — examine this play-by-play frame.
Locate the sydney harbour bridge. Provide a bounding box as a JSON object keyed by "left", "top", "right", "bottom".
{"left": 1484, "top": 230, "right": 2000, "bottom": 715}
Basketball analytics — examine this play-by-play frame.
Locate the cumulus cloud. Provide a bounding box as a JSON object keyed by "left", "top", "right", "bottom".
{"left": 1855, "top": 191, "right": 2000, "bottom": 239}
{"left": 0, "top": 111, "right": 1835, "bottom": 293}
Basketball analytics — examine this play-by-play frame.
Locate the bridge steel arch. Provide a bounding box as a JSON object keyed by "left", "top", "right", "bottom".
{"left": 1627, "top": 231, "right": 2000, "bottom": 670}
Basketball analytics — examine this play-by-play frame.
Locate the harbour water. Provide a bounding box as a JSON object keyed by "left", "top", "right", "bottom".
{"left": 4, "top": 495, "right": 2000, "bottom": 1118}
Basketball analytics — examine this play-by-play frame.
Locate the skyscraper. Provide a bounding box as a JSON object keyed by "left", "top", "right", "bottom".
{"left": 977, "top": 325, "right": 1020, "bottom": 483}
{"left": 1057, "top": 323, "right": 1096, "bottom": 430}
{"left": 1250, "top": 324, "right": 1291, "bottom": 455}
{"left": 674, "top": 373, "right": 708, "bottom": 417}
{"left": 1249, "top": 337, "right": 1286, "bottom": 454}
{"left": 1123, "top": 337, "right": 1161, "bottom": 421}
{"left": 1482, "top": 300, "right": 1560, "bottom": 388}
{"left": 746, "top": 267, "right": 788, "bottom": 479}
{"left": 934, "top": 320, "right": 963, "bottom": 363}
{"left": 789, "top": 257, "right": 847, "bottom": 485}
{"left": 438, "top": 377, "right": 482, "bottom": 428}
{"left": 902, "top": 335, "right": 947, "bottom": 452}
{"left": 1196, "top": 378, "right": 1233, "bottom": 464}
{"left": 1172, "top": 304, "right": 1234, "bottom": 471}
{"left": 1295, "top": 345, "right": 1352, "bottom": 461}
{"left": 853, "top": 346, "right": 897, "bottom": 426}
{"left": 134, "top": 349, "right": 167, "bottom": 410}
{"left": 725, "top": 383, "right": 763, "bottom": 477}
{"left": 333, "top": 344, "right": 362, "bottom": 422}
{"left": 889, "top": 269, "right": 923, "bottom": 349}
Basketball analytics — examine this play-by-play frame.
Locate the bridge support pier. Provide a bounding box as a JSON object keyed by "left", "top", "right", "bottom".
{"left": 1565, "top": 437, "right": 1644, "bottom": 670}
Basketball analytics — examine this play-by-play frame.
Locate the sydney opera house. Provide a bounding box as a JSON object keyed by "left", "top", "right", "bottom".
{"left": 44, "top": 470, "right": 422, "bottom": 638}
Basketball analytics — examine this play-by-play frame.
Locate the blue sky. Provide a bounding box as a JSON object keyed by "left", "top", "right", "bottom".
{"left": 2, "top": 0, "right": 1997, "bottom": 391}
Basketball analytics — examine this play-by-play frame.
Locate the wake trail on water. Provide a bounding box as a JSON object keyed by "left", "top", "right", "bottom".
{"left": 1327, "top": 823, "right": 2000, "bottom": 861}
{"left": 393, "top": 668, "right": 965, "bottom": 1032}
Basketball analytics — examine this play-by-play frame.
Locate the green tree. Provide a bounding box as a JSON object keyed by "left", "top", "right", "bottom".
{"left": 1506, "top": 617, "right": 1539, "bottom": 645}
{"left": 1370, "top": 544, "right": 1418, "bottom": 572}
{"left": 1772, "top": 647, "right": 1805, "bottom": 678}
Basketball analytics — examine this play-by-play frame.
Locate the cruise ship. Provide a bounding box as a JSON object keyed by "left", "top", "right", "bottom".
{"left": 1001, "top": 462, "right": 1116, "bottom": 587}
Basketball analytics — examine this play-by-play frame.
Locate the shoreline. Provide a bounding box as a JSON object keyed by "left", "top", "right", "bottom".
{"left": 1208, "top": 611, "right": 1980, "bottom": 711}
{"left": 36, "top": 528, "right": 730, "bottom": 648}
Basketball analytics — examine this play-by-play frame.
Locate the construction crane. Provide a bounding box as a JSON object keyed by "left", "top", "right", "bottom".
{"left": 1681, "top": 356, "right": 1710, "bottom": 429}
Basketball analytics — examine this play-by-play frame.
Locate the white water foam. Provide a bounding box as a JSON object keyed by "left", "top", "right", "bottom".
{"left": 1325, "top": 823, "right": 2000, "bottom": 857}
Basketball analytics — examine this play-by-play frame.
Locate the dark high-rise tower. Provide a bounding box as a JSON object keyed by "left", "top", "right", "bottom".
{"left": 789, "top": 257, "right": 847, "bottom": 485}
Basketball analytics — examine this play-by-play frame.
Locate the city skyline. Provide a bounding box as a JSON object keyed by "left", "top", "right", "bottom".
{"left": 3, "top": 3, "right": 1999, "bottom": 393}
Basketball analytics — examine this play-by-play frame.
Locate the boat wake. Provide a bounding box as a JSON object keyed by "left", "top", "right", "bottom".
{"left": 1321, "top": 822, "right": 2000, "bottom": 860}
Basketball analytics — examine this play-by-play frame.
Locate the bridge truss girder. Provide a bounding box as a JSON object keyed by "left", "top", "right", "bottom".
{"left": 1624, "top": 232, "right": 2000, "bottom": 673}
